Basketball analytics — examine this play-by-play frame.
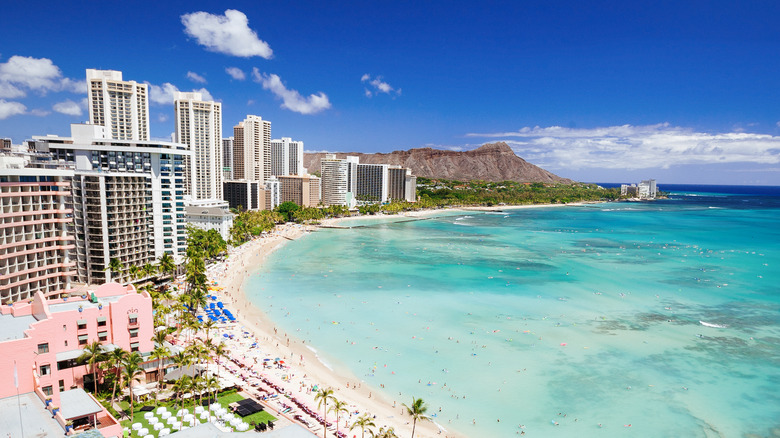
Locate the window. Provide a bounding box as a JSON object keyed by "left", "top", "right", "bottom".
{"left": 58, "top": 380, "right": 65, "bottom": 392}
{"left": 77, "top": 319, "right": 87, "bottom": 330}
{"left": 128, "top": 313, "right": 138, "bottom": 325}
{"left": 39, "top": 364, "right": 51, "bottom": 376}
{"left": 98, "top": 331, "right": 108, "bottom": 341}
{"left": 129, "top": 328, "right": 139, "bottom": 338}
{"left": 130, "top": 342, "right": 140, "bottom": 352}
{"left": 97, "top": 316, "right": 107, "bottom": 327}
{"left": 42, "top": 386, "right": 53, "bottom": 396}
{"left": 78, "top": 334, "right": 88, "bottom": 345}
{"left": 37, "top": 343, "right": 49, "bottom": 354}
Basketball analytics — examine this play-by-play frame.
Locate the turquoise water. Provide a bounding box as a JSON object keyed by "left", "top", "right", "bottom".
{"left": 246, "top": 190, "right": 780, "bottom": 437}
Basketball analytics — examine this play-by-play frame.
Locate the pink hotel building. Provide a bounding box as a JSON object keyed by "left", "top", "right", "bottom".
{"left": 0, "top": 282, "right": 153, "bottom": 436}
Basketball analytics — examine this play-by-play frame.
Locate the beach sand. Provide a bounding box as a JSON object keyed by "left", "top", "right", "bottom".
{"left": 209, "top": 222, "right": 462, "bottom": 438}
{"left": 205, "top": 203, "right": 595, "bottom": 437}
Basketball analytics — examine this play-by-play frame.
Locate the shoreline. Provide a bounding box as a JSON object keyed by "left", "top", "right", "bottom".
{"left": 209, "top": 202, "right": 595, "bottom": 437}
{"left": 212, "top": 222, "right": 461, "bottom": 438}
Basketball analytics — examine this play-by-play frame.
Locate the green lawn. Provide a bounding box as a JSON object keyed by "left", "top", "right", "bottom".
{"left": 112, "top": 391, "right": 276, "bottom": 436}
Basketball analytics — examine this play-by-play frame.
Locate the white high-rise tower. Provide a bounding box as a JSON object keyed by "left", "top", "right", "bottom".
{"left": 270, "top": 137, "right": 304, "bottom": 176}
{"left": 174, "top": 91, "right": 223, "bottom": 200}
{"left": 86, "top": 69, "right": 150, "bottom": 141}
{"left": 232, "top": 115, "right": 271, "bottom": 183}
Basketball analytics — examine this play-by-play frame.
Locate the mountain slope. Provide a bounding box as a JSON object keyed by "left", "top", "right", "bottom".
{"left": 303, "top": 142, "right": 572, "bottom": 183}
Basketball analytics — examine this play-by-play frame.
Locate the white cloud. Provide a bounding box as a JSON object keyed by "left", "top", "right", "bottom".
{"left": 0, "top": 56, "right": 84, "bottom": 97}
{"left": 60, "top": 78, "right": 86, "bottom": 94}
{"left": 0, "top": 56, "right": 61, "bottom": 93}
{"left": 466, "top": 123, "right": 780, "bottom": 170}
{"left": 148, "top": 82, "right": 179, "bottom": 105}
{"left": 30, "top": 108, "right": 50, "bottom": 117}
{"left": 225, "top": 67, "right": 245, "bottom": 80}
{"left": 0, "top": 82, "right": 25, "bottom": 99}
{"left": 361, "top": 74, "right": 401, "bottom": 97}
{"left": 158, "top": 113, "right": 169, "bottom": 123}
{"left": 252, "top": 69, "right": 331, "bottom": 115}
{"left": 147, "top": 82, "right": 214, "bottom": 105}
{"left": 181, "top": 10, "right": 273, "bottom": 58}
{"left": 186, "top": 71, "right": 207, "bottom": 84}
{"left": 52, "top": 99, "right": 82, "bottom": 116}
{"left": 0, "top": 100, "right": 26, "bottom": 119}
{"left": 777, "top": 121, "right": 780, "bottom": 128}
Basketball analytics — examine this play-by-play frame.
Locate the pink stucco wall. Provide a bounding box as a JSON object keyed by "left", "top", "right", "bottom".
{"left": 0, "top": 281, "right": 153, "bottom": 407}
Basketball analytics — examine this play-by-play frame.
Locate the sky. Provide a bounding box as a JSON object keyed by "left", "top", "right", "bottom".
{"left": 1, "top": 0, "right": 779, "bottom": 185}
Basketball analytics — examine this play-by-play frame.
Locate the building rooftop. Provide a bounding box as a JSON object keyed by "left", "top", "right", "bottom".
{"left": 185, "top": 206, "right": 234, "bottom": 217}
{"left": 60, "top": 388, "right": 103, "bottom": 420}
{"left": 0, "top": 311, "right": 37, "bottom": 342}
{"left": 0, "top": 392, "right": 64, "bottom": 437}
{"left": 47, "top": 294, "right": 123, "bottom": 314}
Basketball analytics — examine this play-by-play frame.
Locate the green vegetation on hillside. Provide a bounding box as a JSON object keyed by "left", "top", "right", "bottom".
{"left": 415, "top": 178, "right": 621, "bottom": 207}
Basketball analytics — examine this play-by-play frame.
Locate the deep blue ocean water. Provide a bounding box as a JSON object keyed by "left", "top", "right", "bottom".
{"left": 247, "top": 185, "right": 780, "bottom": 437}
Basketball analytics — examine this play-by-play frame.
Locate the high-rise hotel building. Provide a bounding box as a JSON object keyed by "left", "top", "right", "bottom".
{"left": 222, "top": 137, "right": 234, "bottom": 181}
{"left": 0, "top": 156, "right": 76, "bottom": 303}
{"left": 270, "top": 137, "right": 304, "bottom": 177}
{"left": 232, "top": 115, "right": 271, "bottom": 183}
{"left": 278, "top": 175, "right": 321, "bottom": 207}
{"left": 356, "top": 163, "right": 389, "bottom": 204}
{"left": 174, "top": 92, "right": 222, "bottom": 201}
{"left": 86, "top": 69, "right": 149, "bottom": 141}
{"left": 320, "top": 155, "right": 358, "bottom": 207}
{"left": 31, "top": 124, "right": 190, "bottom": 284}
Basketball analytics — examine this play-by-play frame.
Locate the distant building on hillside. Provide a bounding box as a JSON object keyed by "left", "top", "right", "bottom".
{"left": 621, "top": 179, "right": 657, "bottom": 199}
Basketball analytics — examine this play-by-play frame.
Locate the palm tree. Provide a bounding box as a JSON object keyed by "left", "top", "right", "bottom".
{"left": 314, "top": 387, "right": 335, "bottom": 438}
{"left": 202, "top": 319, "right": 217, "bottom": 340}
{"left": 402, "top": 398, "right": 431, "bottom": 438}
{"left": 158, "top": 252, "right": 176, "bottom": 284}
{"left": 329, "top": 398, "right": 349, "bottom": 437}
{"left": 150, "top": 345, "right": 169, "bottom": 394}
{"left": 128, "top": 265, "right": 142, "bottom": 282}
{"left": 171, "top": 374, "right": 192, "bottom": 415}
{"left": 350, "top": 414, "right": 376, "bottom": 438}
{"left": 108, "top": 348, "right": 129, "bottom": 404}
{"left": 212, "top": 342, "right": 230, "bottom": 379}
{"left": 106, "top": 257, "right": 123, "bottom": 283}
{"left": 152, "top": 329, "right": 169, "bottom": 348}
{"left": 372, "top": 426, "right": 398, "bottom": 438}
{"left": 203, "top": 375, "right": 220, "bottom": 412}
{"left": 78, "top": 341, "right": 106, "bottom": 394}
{"left": 142, "top": 263, "right": 157, "bottom": 280}
{"left": 122, "top": 353, "right": 144, "bottom": 421}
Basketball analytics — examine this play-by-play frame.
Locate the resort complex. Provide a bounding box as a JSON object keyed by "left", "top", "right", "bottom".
{"left": 0, "top": 67, "right": 627, "bottom": 438}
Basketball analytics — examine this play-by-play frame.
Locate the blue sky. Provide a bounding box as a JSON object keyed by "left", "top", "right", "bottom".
{"left": 1, "top": 0, "right": 779, "bottom": 184}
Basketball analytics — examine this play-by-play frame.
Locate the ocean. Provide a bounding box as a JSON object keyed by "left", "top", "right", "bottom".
{"left": 246, "top": 185, "right": 780, "bottom": 437}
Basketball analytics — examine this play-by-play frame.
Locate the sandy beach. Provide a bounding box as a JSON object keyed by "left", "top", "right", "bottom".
{"left": 199, "top": 202, "right": 593, "bottom": 437}
{"left": 205, "top": 221, "right": 462, "bottom": 438}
